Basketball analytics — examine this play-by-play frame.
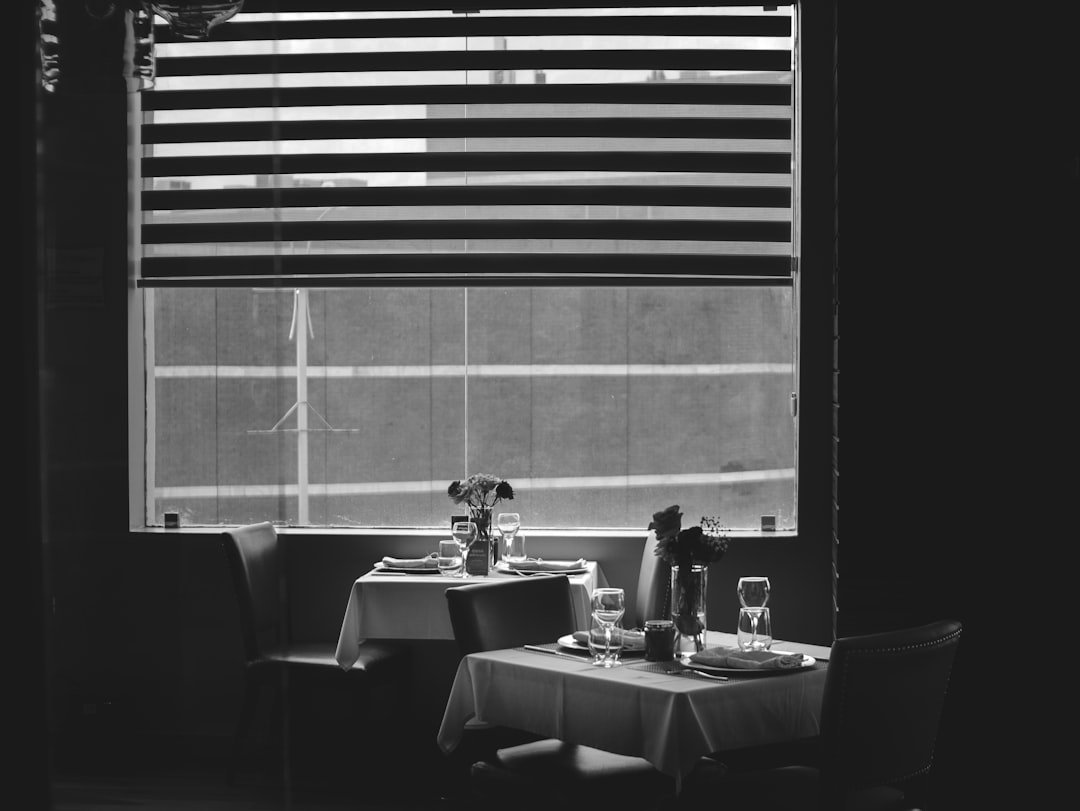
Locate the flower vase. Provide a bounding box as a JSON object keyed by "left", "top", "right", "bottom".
{"left": 465, "top": 508, "right": 493, "bottom": 576}
{"left": 671, "top": 564, "right": 708, "bottom": 655}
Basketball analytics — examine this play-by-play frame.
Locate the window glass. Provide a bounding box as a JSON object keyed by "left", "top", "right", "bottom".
{"left": 149, "top": 285, "right": 794, "bottom": 529}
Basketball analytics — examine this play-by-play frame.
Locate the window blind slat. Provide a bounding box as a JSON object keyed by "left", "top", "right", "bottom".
{"left": 144, "top": 117, "right": 790, "bottom": 144}
{"left": 142, "top": 83, "right": 791, "bottom": 111}
{"left": 144, "top": 152, "right": 791, "bottom": 177}
{"left": 156, "top": 49, "right": 791, "bottom": 77}
{"left": 144, "top": 185, "right": 791, "bottom": 211}
{"left": 161, "top": 14, "right": 790, "bottom": 42}
{"left": 232, "top": 1, "right": 795, "bottom": 15}
{"left": 139, "top": 253, "right": 794, "bottom": 285}
{"left": 144, "top": 219, "right": 791, "bottom": 244}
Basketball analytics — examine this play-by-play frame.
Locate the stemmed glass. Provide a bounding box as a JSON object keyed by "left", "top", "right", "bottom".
{"left": 589, "top": 588, "right": 625, "bottom": 667}
{"left": 737, "top": 576, "right": 771, "bottom": 608}
{"left": 737, "top": 576, "right": 771, "bottom": 646}
{"left": 497, "top": 512, "right": 523, "bottom": 561}
{"left": 451, "top": 521, "right": 477, "bottom": 579}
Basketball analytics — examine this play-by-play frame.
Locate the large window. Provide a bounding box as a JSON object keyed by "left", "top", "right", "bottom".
{"left": 134, "top": 3, "right": 800, "bottom": 532}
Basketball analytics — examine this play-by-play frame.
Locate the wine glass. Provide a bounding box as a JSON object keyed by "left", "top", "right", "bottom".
{"left": 497, "top": 512, "right": 523, "bottom": 561}
{"left": 737, "top": 576, "right": 770, "bottom": 644}
{"left": 589, "top": 588, "right": 626, "bottom": 667}
{"left": 450, "top": 521, "right": 477, "bottom": 578}
{"left": 737, "top": 576, "right": 771, "bottom": 608}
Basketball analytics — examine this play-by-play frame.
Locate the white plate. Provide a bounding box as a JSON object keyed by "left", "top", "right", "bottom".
{"left": 557, "top": 633, "right": 589, "bottom": 651}
{"left": 683, "top": 650, "right": 816, "bottom": 677}
{"left": 372, "top": 562, "right": 442, "bottom": 574}
{"left": 558, "top": 633, "right": 647, "bottom": 655}
{"left": 498, "top": 563, "right": 589, "bottom": 576}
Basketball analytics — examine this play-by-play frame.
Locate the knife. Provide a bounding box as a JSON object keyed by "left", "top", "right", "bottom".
{"left": 522, "top": 644, "right": 589, "bottom": 659}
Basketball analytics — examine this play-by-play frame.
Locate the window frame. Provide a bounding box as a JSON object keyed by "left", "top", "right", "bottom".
{"left": 128, "top": 2, "right": 804, "bottom": 535}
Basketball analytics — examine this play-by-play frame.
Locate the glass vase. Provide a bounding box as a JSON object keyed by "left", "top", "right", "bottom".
{"left": 465, "top": 508, "right": 493, "bottom": 576}
{"left": 671, "top": 564, "right": 708, "bottom": 655}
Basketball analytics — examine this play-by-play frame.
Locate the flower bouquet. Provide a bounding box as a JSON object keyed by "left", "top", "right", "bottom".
{"left": 448, "top": 474, "right": 514, "bottom": 573}
{"left": 649, "top": 505, "right": 729, "bottom": 653}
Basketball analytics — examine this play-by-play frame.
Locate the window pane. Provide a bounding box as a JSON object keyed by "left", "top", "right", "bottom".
{"left": 148, "top": 286, "right": 794, "bottom": 530}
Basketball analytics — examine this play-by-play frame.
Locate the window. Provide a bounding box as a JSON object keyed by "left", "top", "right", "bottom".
{"left": 134, "top": 3, "right": 799, "bottom": 532}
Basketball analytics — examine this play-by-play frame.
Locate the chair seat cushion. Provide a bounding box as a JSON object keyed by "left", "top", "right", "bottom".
{"left": 473, "top": 739, "right": 674, "bottom": 807}
{"left": 260, "top": 641, "right": 408, "bottom": 678}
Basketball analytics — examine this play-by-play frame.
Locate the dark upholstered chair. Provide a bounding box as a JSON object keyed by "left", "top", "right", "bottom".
{"left": 445, "top": 572, "right": 577, "bottom": 656}
{"left": 221, "top": 522, "right": 411, "bottom": 784}
{"left": 444, "top": 575, "right": 676, "bottom": 811}
{"left": 680, "top": 618, "right": 963, "bottom": 811}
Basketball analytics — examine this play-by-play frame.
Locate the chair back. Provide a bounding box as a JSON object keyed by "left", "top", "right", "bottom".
{"left": 633, "top": 530, "right": 670, "bottom": 629}
{"left": 819, "top": 618, "right": 962, "bottom": 805}
{"left": 222, "top": 522, "right": 287, "bottom": 663}
{"left": 445, "top": 575, "right": 577, "bottom": 656}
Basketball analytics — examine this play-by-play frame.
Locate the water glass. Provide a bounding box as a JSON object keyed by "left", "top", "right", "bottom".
{"left": 737, "top": 606, "right": 773, "bottom": 651}
{"left": 502, "top": 531, "right": 526, "bottom": 562}
{"left": 498, "top": 513, "right": 525, "bottom": 562}
{"left": 437, "top": 539, "right": 463, "bottom": 577}
{"left": 588, "top": 587, "right": 625, "bottom": 667}
{"left": 587, "top": 615, "right": 623, "bottom": 667}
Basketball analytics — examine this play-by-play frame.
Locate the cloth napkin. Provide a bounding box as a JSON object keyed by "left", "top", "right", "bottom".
{"left": 573, "top": 629, "right": 646, "bottom": 652}
{"left": 688, "top": 646, "right": 805, "bottom": 670}
{"left": 506, "top": 558, "right": 587, "bottom": 572}
{"left": 380, "top": 553, "right": 438, "bottom": 569}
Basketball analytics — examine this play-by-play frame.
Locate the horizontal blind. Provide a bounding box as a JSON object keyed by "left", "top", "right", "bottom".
{"left": 139, "top": 3, "right": 795, "bottom": 286}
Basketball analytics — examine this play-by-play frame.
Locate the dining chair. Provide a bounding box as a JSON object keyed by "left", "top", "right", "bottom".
{"left": 679, "top": 618, "right": 963, "bottom": 811}
{"left": 444, "top": 575, "right": 676, "bottom": 811}
{"left": 221, "top": 522, "right": 411, "bottom": 784}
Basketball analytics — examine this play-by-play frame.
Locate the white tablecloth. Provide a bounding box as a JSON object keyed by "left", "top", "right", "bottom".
{"left": 334, "top": 561, "right": 608, "bottom": 669}
{"left": 436, "top": 631, "right": 831, "bottom": 783}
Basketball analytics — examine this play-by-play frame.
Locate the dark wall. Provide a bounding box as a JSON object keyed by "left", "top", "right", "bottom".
{"left": 15, "top": 0, "right": 49, "bottom": 806}
{"left": 836, "top": 3, "right": 1073, "bottom": 808}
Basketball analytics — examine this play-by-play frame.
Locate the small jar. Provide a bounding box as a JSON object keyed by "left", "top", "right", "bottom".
{"left": 644, "top": 619, "right": 676, "bottom": 661}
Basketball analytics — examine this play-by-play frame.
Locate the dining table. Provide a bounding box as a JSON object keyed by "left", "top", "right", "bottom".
{"left": 436, "top": 630, "right": 832, "bottom": 790}
{"left": 334, "top": 560, "right": 609, "bottom": 669}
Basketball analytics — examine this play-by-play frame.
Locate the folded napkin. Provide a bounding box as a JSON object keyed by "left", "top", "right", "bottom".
{"left": 507, "top": 558, "right": 587, "bottom": 572}
{"left": 380, "top": 553, "right": 438, "bottom": 569}
{"left": 573, "top": 629, "right": 646, "bottom": 652}
{"left": 688, "top": 646, "right": 805, "bottom": 670}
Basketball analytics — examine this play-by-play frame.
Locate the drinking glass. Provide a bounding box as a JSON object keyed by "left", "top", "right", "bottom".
{"left": 450, "top": 521, "right": 477, "bottom": 578}
{"left": 437, "top": 539, "right": 463, "bottom": 577}
{"left": 737, "top": 607, "right": 773, "bottom": 651}
{"left": 737, "top": 576, "right": 771, "bottom": 608}
{"left": 497, "top": 512, "right": 524, "bottom": 562}
{"left": 588, "top": 588, "right": 625, "bottom": 667}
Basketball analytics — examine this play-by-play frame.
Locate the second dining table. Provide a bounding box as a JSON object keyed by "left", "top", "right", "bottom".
{"left": 437, "top": 630, "right": 832, "bottom": 789}
{"left": 335, "top": 560, "right": 608, "bottom": 669}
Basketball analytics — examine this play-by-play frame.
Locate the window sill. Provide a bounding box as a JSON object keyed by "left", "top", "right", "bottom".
{"left": 133, "top": 526, "right": 797, "bottom": 541}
